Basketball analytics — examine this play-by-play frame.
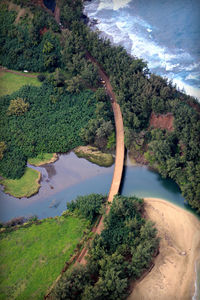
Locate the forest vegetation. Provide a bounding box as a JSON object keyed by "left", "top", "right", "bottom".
{"left": 52, "top": 195, "right": 159, "bottom": 299}
{"left": 0, "top": 0, "right": 198, "bottom": 298}
{"left": 1, "top": 0, "right": 199, "bottom": 211}
{"left": 54, "top": 0, "right": 200, "bottom": 213}
{"left": 0, "top": 1, "right": 114, "bottom": 187}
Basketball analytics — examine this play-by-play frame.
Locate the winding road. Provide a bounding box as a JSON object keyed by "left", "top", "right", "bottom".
{"left": 77, "top": 54, "right": 125, "bottom": 264}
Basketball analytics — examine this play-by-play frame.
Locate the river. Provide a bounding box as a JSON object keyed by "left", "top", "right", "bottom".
{"left": 0, "top": 151, "right": 191, "bottom": 223}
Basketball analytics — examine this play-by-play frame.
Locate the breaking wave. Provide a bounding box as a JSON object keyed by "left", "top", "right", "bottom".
{"left": 84, "top": 0, "right": 200, "bottom": 100}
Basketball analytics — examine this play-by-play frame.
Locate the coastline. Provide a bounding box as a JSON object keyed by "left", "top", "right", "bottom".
{"left": 128, "top": 198, "right": 200, "bottom": 300}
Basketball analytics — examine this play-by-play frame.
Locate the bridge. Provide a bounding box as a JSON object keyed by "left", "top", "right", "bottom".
{"left": 77, "top": 55, "right": 125, "bottom": 261}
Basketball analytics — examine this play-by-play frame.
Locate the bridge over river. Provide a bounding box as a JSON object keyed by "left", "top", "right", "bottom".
{"left": 77, "top": 54, "right": 125, "bottom": 263}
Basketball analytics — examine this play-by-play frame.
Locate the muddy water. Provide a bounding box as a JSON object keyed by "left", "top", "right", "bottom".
{"left": 0, "top": 151, "right": 193, "bottom": 222}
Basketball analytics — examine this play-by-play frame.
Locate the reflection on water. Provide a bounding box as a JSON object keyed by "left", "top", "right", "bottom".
{"left": 121, "top": 154, "right": 185, "bottom": 207}
{"left": 0, "top": 151, "right": 198, "bottom": 222}
{"left": 0, "top": 152, "right": 114, "bottom": 222}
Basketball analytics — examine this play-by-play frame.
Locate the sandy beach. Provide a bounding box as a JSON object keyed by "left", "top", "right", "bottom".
{"left": 128, "top": 198, "right": 200, "bottom": 300}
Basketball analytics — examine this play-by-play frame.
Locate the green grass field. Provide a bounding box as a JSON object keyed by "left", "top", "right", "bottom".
{"left": 28, "top": 153, "right": 57, "bottom": 166}
{"left": 0, "top": 167, "right": 40, "bottom": 198}
{"left": 0, "top": 71, "right": 41, "bottom": 96}
{"left": 0, "top": 215, "right": 89, "bottom": 300}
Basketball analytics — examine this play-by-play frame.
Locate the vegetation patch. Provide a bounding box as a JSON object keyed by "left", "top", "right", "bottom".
{"left": 0, "top": 70, "right": 41, "bottom": 96}
{"left": 74, "top": 146, "right": 114, "bottom": 167}
{"left": 0, "top": 167, "right": 41, "bottom": 198}
{"left": 0, "top": 84, "right": 97, "bottom": 179}
{"left": 28, "top": 153, "right": 58, "bottom": 166}
{"left": 0, "top": 214, "right": 89, "bottom": 300}
{"left": 53, "top": 195, "right": 159, "bottom": 299}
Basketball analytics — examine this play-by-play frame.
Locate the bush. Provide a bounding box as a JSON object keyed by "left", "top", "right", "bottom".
{"left": 37, "top": 74, "right": 46, "bottom": 82}
{"left": 67, "top": 194, "right": 106, "bottom": 222}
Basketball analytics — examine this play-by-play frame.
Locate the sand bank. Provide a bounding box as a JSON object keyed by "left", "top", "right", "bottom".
{"left": 128, "top": 198, "right": 200, "bottom": 300}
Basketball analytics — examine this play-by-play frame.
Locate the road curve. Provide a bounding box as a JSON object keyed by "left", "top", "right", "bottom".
{"left": 77, "top": 54, "right": 125, "bottom": 263}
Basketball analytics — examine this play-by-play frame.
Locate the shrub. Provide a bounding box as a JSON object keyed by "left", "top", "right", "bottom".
{"left": 37, "top": 74, "right": 46, "bottom": 82}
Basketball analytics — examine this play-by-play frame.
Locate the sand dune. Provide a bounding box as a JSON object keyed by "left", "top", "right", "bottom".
{"left": 128, "top": 198, "right": 200, "bottom": 300}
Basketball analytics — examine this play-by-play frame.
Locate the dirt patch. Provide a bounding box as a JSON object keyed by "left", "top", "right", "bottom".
{"left": 149, "top": 112, "right": 174, "bottom": 132}
{"left": 40, "top": 27, "right": 48, "bottom": 35}
{"left": 54, "top": 4, "right": 60, "bottom": 24}
{"left": 32, "top": 0, "right": 46, "bottom": 9}
{"left": 15, "top": 8, "right": 26, "bottom": 23}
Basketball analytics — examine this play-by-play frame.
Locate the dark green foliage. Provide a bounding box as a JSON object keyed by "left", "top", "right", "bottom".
{"left": 59, "top": 0, "right": 83, "bottom": 30}
{"left": 67, "top": 194, "right": 106, "bottom": 222}
{"left": 65, "top": 16, "right": 200, "bottom": 212}
{"left": 0, "top": 83, "right": 96, "bottom": 178}
{"left": 37, "top": 74, "right": 46, "bottom": 82}
{"left": 53, "top": 196, "right": 158, "bottom": 299}
{"left": 53, "top": 265, "right": 94, "bottom": 300}
{"left": 147, "top": 100, "right": 200, "bottom": 211}
{"left": 0, "top": 5, "right": 61, "bottom": 72}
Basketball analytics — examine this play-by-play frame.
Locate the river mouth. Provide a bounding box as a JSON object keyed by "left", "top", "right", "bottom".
{"left": 0, "top": 151, "right": 197, "bottom": 222}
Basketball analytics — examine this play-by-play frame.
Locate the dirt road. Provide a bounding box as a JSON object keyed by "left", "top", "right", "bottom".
{"left": 77, "top": 54, "right": 125, "bottom": 264}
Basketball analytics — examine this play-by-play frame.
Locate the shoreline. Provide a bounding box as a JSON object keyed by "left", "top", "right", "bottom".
{"left": 128, "top": 197, "right": 200, "bottom": 300}
{"left": 74, "top": 145, "right": 114, "bottom": 167}
{"left": 28, "top": 153, "right": 58, "bottom": 167}
{"left": 0, "top": 169, "right": 41, "bottom": 199}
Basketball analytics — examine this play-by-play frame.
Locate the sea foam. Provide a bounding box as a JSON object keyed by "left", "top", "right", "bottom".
{"left": 84, "top": 0, "right": 200, "bottom": 100}
{"left": 97, "top": 0, "right": 131, "bottom": 11}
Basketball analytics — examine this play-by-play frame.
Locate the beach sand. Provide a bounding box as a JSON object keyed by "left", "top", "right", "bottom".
{"left": 128, "top": 198, "right": 200, "bottom": 300}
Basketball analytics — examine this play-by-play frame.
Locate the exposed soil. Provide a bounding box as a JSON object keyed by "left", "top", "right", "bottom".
{"left": 15, "top": 8, "right": 26, "bottom": 23}
{"left": 149, "top": 112, "right": 174, "bottom": 132}
{"left": 32, "top": 0, "right": 46, "bottom": 10}
{"left": 40, "top": 27, "right": 48, "bottom": 35}
{"left": 54, "top": 4, "right": 60, "bottom": 24}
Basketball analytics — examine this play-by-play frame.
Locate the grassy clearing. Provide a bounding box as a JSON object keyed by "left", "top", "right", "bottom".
{"left": 0, "top": 167, "right": 40, "bottom": 198}
{"left": 0, "top": 215, "right": 89, "bottom": 300}
{"left": 28, "top": 153, "right": 58, "bottom": 166}
{"left": 74, "top": 145, "right": 114, "bottom": 167}
{"left": 0, "top": 71, "right": 41, "bottom": 96}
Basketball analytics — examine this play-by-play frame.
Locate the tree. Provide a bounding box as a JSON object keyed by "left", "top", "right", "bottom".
{"left": 67, "top": 194, "right": 105, "bottom": 222}
{"left": 7, "top": 98, "right": 29, "bottom": 116}
{"left": 65, "top": 75, "right": 83, "bottom": 93}
{"left": 52, "top": 265, "right": 92, "bottom": 300}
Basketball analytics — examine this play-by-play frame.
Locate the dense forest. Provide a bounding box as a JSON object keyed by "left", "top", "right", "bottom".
{"left": 56, "top": 0, "right": 200, "bottom": 212}
{"left": 52, "top": 194, "right": 159, "bottom": 299}
{"left": 0, "top": 1, "right": 114, "bottom": 179}
{"left": 0, "top": 2, "right": 61, "bottom": 71}
{"left": 0, "top": 0, "right": 200, "bottom": 212}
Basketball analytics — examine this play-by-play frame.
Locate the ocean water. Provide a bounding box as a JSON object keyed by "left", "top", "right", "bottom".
{"left": 84, "top": 0, "right": 200, "bottom": 100}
